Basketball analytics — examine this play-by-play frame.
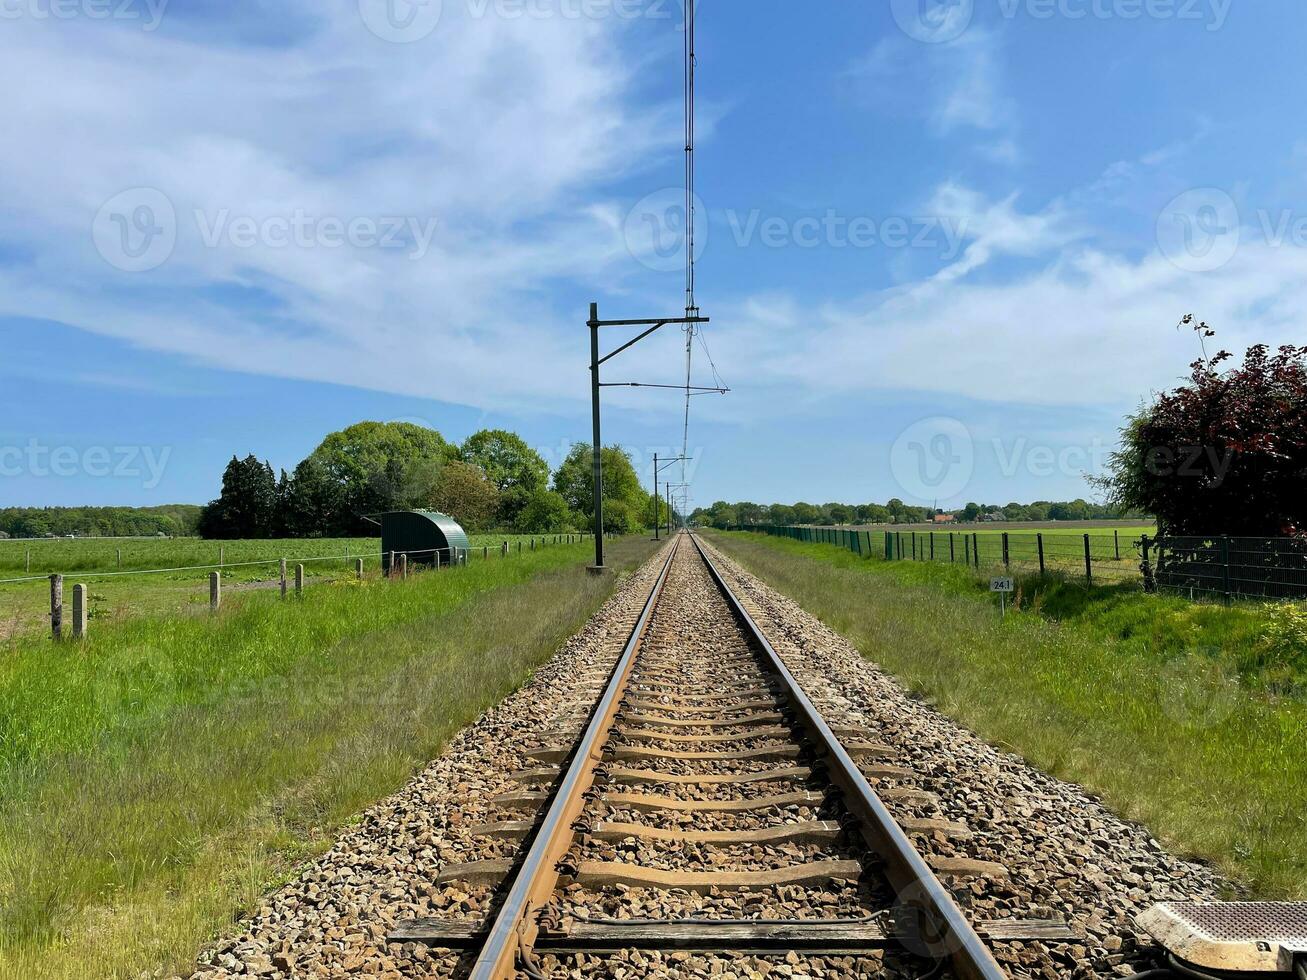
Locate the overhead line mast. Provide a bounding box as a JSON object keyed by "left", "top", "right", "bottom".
{"left": 681, "top": 0, "right": 697, "bottom": 486}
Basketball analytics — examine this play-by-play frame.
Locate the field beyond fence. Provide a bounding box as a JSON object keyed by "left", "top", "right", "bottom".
{"left": 0, "top": 533, "right": 597, "bottom": 642}
{"left": 733, "top": 524, "right": 1307, "bottom": 602}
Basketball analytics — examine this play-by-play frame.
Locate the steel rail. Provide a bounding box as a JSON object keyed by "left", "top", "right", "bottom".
{"left": 687, "top": 531, "right": 1009, "bottom": 980}
{"left": 467, "top": 538, "right": 681, "bottom": 980}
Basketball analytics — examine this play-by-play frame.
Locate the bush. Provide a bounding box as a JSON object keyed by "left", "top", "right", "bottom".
{"left": 1099, "top": 318, "right": 1307, "bottom": 537}
{"left": 1249, "top": 604, "right": 1307, "bottom": 692}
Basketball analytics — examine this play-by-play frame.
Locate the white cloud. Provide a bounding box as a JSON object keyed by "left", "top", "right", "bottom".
{"left": 932, "top": 31, "right": 1013, "bottom": 135}
{"left": 0, "top": 4, "right": 678, "bottom": 412}
{"left": 700, "top": 188, "right": 1307, "bottom": 424}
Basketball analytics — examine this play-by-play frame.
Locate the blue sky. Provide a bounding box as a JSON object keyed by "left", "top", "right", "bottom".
{"left": 2, "top": 0, "right": 1306, "bottom": 513}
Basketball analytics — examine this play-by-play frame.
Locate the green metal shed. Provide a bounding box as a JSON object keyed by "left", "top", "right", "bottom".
{"left": 375, "top": 511, "right": 470, "bottom": 571}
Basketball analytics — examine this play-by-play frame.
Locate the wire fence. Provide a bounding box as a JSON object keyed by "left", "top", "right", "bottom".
{"left": 1145, "top": 535, "right": 1307, "bottom": 602}
{"left": 733, "top": 525, "right": 1307, "bottom": 602}
{"left": 740, "top": 524, "right": 1141, "bottom": 585}
{"left": 1, "top": 533, "right": 601, "bottom": 642}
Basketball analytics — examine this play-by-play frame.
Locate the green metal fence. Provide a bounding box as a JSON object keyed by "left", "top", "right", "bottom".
{"left": 732, "top": 525, "right": 1143, "bottom": 585}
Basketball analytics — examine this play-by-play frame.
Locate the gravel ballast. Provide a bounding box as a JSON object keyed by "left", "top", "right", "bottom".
{"left": 184, "top": 537, "right": 1229, "bottom": 980}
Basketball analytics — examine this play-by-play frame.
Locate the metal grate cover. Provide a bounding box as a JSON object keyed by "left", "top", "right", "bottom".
{"left": 1139, "top": 902, "right": 1307, "bottom": 973}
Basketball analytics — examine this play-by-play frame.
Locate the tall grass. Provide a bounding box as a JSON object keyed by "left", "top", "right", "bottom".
{"left": 0, "top": 536, "right": 656, "bottom": 980}
{"left": 706, "top": 531, "right": 1307, "bottom": 900}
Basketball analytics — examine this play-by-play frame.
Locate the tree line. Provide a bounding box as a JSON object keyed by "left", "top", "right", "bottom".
{"left": 196, "top": 421, "right": 671, "bottom": 540}
{"left": 0, "top": 505, "right": 201, "bottom": 539}
{"left": 690, "top": 498, "right": 1131, "bottom": 530}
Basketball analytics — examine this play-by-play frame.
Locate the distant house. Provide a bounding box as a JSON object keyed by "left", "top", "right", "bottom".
{"left": 933, "top": 513, "right": 957, "bottom": 524}
{"left": 981, "top": 510, "right": 1008, "bottom": 522}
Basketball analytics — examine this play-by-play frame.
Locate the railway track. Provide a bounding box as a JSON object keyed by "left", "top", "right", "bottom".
{"left": 392, "top": 533, "right": 1071, "bottom": 979}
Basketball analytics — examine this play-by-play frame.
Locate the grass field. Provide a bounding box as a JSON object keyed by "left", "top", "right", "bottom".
{"left": 785, "top": 524, "right": 1156, "bottom": 584}
{"left": 0, "top": 534, "right": 587, "bottom": 641}
{"left": 0, "top": 534, "right": 657, "bottom": 980}
{"left": 705, "top": 530, "right": 1307, "bottom": 899}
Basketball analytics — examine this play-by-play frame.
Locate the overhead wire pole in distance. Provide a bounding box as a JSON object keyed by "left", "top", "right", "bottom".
{"left": 653, "top": 453, "right": 692, "bottom": 541}
{"left": 586, "top": 305, "right": 720, "bottom": 572}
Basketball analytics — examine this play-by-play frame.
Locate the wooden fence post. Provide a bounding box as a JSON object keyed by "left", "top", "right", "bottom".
{"left": 295, "top": 563, "right": 305, "bottom": 595}
{"left": 219, "top": 545, "right": 225, "bottom": 567}
{"left": 117, "top": 548, "right": 122, "bottom": 568}
{"left": 280, "top": 558, "right": 288, "bottom": 598}
{"left": 356, "top": 558, "right": 364, "bottom": 579}
{"left": 1002, "top": 532, "right": 1010, "bottom": 570}
{"left": 1114, "top": 530, "right": 1121, "bottom": 562}
{"left": 26, "top": 548, "right": 31, "bottom": 573}
{"left": 1084, "top": 534, "right": 1093, "bottom": 586}
{"left": 50, "top": 574, "right": 63, "bottom": 641}
{"left": 72, "top": 583, "right": 87, "bottom": 639}
{"left": 1037, "top": 533, "right": 1046, "bottom": 575}
{"left": 210, "top": 571, "right": 221, "bottom": 612}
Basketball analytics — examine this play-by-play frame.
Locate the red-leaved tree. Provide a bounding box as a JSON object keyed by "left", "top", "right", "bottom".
{"left": 1100, "top": 317, "right": 1307, "bottom": 537}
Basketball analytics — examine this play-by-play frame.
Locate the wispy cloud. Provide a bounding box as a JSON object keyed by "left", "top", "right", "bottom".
{"left": 0, "top": 3, "right": 680, "bottom": 413}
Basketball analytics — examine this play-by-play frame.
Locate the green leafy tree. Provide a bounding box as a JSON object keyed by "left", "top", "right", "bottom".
{"left": 281, "top": 457, "right": 344, "bottom": 537}
{"left": 198, "top": 455, "right": 279, "bottom": 539}
{"left": 461, "top": 430, "right": 549, "bottom": 493}
{"left": 307, "top": 421, "right": 453, "bottom": 530}
{"left": 790, "top": 502, "right": 820, "bottom": 525}
{"left": 513, "top": 490, "right": 574, "bottom": 533}
{"left": 553, "top": 444, "right": 650, "bottom": 529}
{"left": 432, "top": 461, "right": 500, "bottom": 532}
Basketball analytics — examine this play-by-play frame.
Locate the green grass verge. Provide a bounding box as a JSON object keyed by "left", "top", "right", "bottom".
{"left": 704, "top": 530, "right": 1307, "bottom": 899}
{"left": 0, "top": 536, "right": 657, "bottom": 980}
{"left": 0, "top": 535, "right": 589, "bottom": 641}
